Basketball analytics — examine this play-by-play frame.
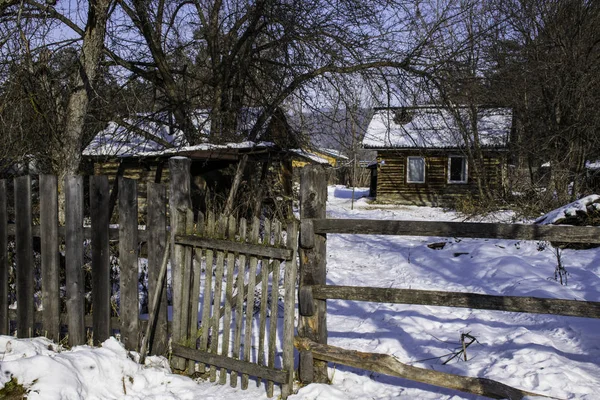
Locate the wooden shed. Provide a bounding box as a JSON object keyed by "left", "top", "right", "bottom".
{"left": 83, "top": 113, "right": 325, "bottom": 219}
{"left": 363, "top": 107, "right": 512, "bottom": 206}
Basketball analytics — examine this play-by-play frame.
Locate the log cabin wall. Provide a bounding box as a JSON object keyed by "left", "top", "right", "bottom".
{"left": 374, "top": 149, "right": 506, "bottom": 206}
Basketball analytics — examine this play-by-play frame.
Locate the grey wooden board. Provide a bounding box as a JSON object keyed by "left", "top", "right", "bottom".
{"left": 0, "top": 180, "right": 8, "bottom": 335}
{"left": 311, "top": 285, "right": 600, "bottom": 319}
{"left": 175, "top": 235, "right": 292, "bottom": 260}
{"left": 313, "top": 219, "right": 600, "bottom": 244}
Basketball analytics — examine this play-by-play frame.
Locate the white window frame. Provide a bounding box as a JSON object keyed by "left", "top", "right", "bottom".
{"left": 448, "top": 155, "right": 468, "bottom": 183}
{"left": 406, "top": 156, "right": 426, "bottom": 183}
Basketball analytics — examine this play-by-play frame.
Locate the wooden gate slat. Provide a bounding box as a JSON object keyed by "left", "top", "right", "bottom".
{"left": 220, "top": 216, "right": 237, "bottom": 384}
{"left": 241, "top": 217, "right": 260, "bottom": 390}
{"left": 40, "top": 175, "right": 60, "bottom": 342}
{"left": 198, "top": 212, "right": 215, "bottom": 372}
{"left": 90, "top": 175, "right": 111, "bottom": 345}
{"left": 146, "top": 182, "right": 168, "bottom": 356}
{"left": 282, "top": 221, "right": 299, "bottom": 399}
{"left": 118, "top": 177, "right": 139, "bottom": 350}
{"left": 209, "top": 215, "right": 228, "bottom": 382}
{"left": 0, "top": 180, "right": 9, "bottom": 335}
{"left": 65, "top": 175, "right": 85, "bottom": 346}
{"left": 267, "top": 220, "right": 282, "bottom": 397}
{"left": 230, "top": 217, "right": 248, "bottom": 388}
{"left": 257, "top": 218, "right": 271, "bottom": 387}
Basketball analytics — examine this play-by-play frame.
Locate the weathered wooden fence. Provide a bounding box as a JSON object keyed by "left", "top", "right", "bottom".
{"left": 297, "top": 165, "right": 600, "bottom": 400}
{"left": 0, "top": 172, "right": 166, "bottom": 352}
{"left": 166, "top": 158, "right": 297, "bottom": 399}
{"left": 0, "top": 157, "right": 297, "bottom": 399}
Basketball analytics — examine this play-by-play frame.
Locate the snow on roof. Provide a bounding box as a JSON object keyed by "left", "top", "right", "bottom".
{"left": 290, "top": 149, "right": 331, "bottom": 165}
{"left": 363, "top": 107, "right": 512, "bottom": 149}
{"left": 137, "top": 141, "right": 275, "bottom": 157}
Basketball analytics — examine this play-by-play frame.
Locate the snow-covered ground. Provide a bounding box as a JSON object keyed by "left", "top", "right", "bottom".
{"left": 2, "top": 186, "right": 600, "bottom": 399}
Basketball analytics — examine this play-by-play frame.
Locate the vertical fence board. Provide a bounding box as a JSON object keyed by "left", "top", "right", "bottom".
{"left": 257, "top": 218, "right": 271, "bottom": 387}
{"left": 90, "top": 176, "right": 111, "bottom": 345}
{"left": 242, "top": 218, "right": 260, "bottom": 389}
{"left": 65, "top": 175, "right": 85, "bottom": 346}
{"left": 219, "top": 216, "right": 237, "bottom": 384}
{"left": 230, "top": 218, "right": 247, "bottom": 387}
{"left": 147, "top": 182, "right": 168, "bottom": 356}
{"left": 267, "top": 220, "right": 282, "bottom": 397}
{"left": 0, "top": 180, "right": 8, "bottom": 335}
{"left": 198, "top": 212, "right": 215, "bottom": 372}
{"left": 282, "top": 221, "right": 299, "bottom": 399}
{"left": 298, "top": 165, "right": 329, "bottom": 382}
{"left": 15, "top": 176, "right": 34, "bottom": 338}
{"left": 40, "top": 175, "right": 60, "bottom": 341}
{"left": 209, "top": 215, "right": 227, "bottom": 382}
{"left": 119, "top": 177, "right": 139, "bottom": 350}
{"left": 183, "top": 208, "right": 195, "bottom": 375}
{"left": 169, "top": 157, "right": 192, "bottom": 371}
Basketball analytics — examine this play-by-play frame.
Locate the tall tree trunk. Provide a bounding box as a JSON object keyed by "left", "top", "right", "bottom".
{"left": 56, "top": 0, "right": 113, "bottom": 221}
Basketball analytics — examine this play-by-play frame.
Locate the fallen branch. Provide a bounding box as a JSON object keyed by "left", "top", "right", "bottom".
{"left": 294, "top": 337, "right": 558, "bottom": 400}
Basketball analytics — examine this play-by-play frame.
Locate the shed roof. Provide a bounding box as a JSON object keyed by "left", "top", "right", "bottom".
{"left": 363, "top": 107, "right": 512, "bottom": 149}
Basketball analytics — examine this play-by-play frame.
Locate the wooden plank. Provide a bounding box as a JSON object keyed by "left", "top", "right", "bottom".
{"left": 311, "top": 285, "right": 600, "bottom": 319}
{"left": 312, "top": 219, "right": 600, "bottom": 244}
{"left": 39, "top": 175, "right": 60, "bottom": 341}
{"left": 15, "top": 176, "right": 34, "bottom": 338}
{"left": 146, "top": 183, "right": 168, "bottom": 356}
{"left": 90, "top": 176, "right": 111, "bottom": 345}
{"left": 183, "top": 208, "right": 195, "bottom": 375}
{"left": 198, "top": 212, "right": 215, "bottom": 372}
{"left": 174, "top": 235, "right": 292, "bottom": 260}
{"left": 298, "top": 165, "right": 328, "bottom": 383}
{"left": 281, "top": 221, "right": 298, "bottom": 399}
{"left": 257, "top": 218, "right": 271, "bottom": 387}
{"left": 210, "top": 215, "right": 227, "bottom": 382}
{"left": 295, "top": 337, "right": 548, "bottom": 400}
{"left": 172, "top": 344, "right": 288, "bottom": 384}
{"left": 65, "top": 175, "right": 85, "bottom": 346}
{"left": 119, "top": 177, "right": 139, "bottom": 351}
{"left": 219, "top": 216, "right": 237, "bottom": 384}
{"left": 267, "top": 220, "right": 282, "bottom": 397}
{"left": 242, "top": 218, "right": 260, "bottom": 389}
{"left": 169, "top": 157, "right": 192, "bottom": 371}
{"left": 0, "top": 180, "right": 8, "bottom": 335}
{"left": 230, "top": 218, "right": 247, "bottom": 388}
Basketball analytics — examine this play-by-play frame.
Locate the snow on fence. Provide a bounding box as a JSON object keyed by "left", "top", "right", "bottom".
{"left": 297, "top": 165, "right": 600, "bottom": 400}
{"left": 0, "top": 157, "right": 297, "bottom": 399}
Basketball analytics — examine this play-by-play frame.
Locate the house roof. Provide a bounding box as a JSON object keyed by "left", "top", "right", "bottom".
{"left": 363, "top": 107, "right": 512, "bottom": 149}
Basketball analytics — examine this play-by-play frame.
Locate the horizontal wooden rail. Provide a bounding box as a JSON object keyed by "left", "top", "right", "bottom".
{"left": 171, "top": 344, "right": 289, "bottom": 383}
{"left": 312, "top": 219, "right": 600, "bottom": 244}
{"left": 6, "top": 223, "right": 149, "bottom": 241}
{"left": 294, "top": 337, "right": 550, "bottom": 400}
{"left": 175, "top": 234, "right": 292, "bottom": 260}
{"left": 306, "top": 285, "right": 600, "bottom": 319}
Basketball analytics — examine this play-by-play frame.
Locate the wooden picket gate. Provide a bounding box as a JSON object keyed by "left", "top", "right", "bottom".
{"left": 168, "top": 211, "right": 298, "bottom": 399}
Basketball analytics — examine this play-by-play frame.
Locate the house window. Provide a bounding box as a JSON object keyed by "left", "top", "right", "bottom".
{"left": 448, "top": 156, "right": 468, "bottom": 183}
{"left": 407, "top": 157, "right": 425, "bottom": 183}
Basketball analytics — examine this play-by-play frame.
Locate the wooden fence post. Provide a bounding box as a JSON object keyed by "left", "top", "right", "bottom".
{"left": 90, "top": 175, "right": 111, "bottom": 345}
{"left": 65, "top": 175, "right": 85, "bottom": 346}
{"left": 169, "top": 156, "right": 193, "bottom": 371}
{"left": 40, "top": 175, "right": 60, "bottom": 342}
{"left": 0, "top": 180, "right": 8, "bottom": 335}
{"left": 147, "top": 182, "right": 168, "bottom": 356}
{"left": 119, "top": 177, "right": 139, "bottom": 350}
{"left": 298, "top": 165, "right": 329, "bottom": 383}
{"left": 15, "top": 176, "right": 34, "bottom": 338}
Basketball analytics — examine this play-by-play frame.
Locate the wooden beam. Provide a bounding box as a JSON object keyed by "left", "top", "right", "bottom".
{"left": 5, "top": 224, "right": 149, "bottom": 242}
{"left": 175, "top": 235, "right": 292, "bottom": 260}
{"left": 171, "top": 344, "right": 289, "bottom": 384}
{"left": 294, "top": 337, "right": 552, "bottom": 400}
{"left": 311, "top": 285, "right": 600, "bottom": 319}
{"left": 312, "top": 219, "right": 600, "bottom": 244}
